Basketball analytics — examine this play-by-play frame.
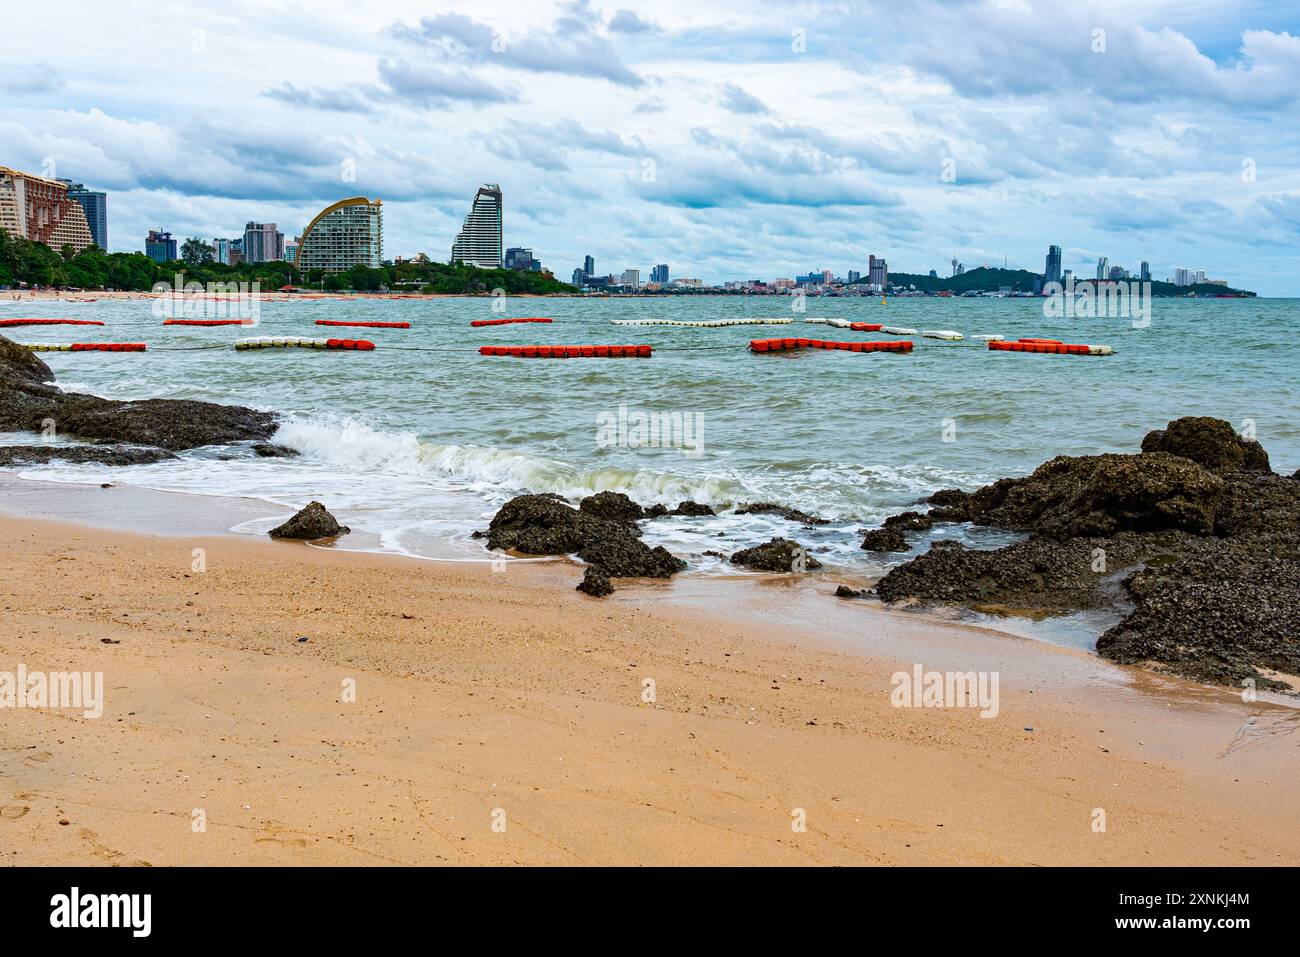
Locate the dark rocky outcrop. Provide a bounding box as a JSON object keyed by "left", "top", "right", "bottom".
{"left": 875, "top": 417, "right": 1300, "bottom": 692}
{"left": 0, "top": 444, "right": 174, "bottom": 466}
{"left": 487, "top": 493, "right": 686, "bottom": 596}
{"left": 1139, "top": 416, "right": 1270, "bottom": 473}
{"left": 0, "top": 333, "right": 278, "bottom": 456}
{"left": 578, "top": 490, "right": 644, "bottom": 523}
{"left": 860, "top": 527, "right": 908, "bottom": 553}
{"left": 835, "top": 585, "right": 868, "bottom": 599}
{"left": 730, "top": 537, "right": 822, "bottom": 572}
{"left": 645, "top": 500, "right": 717, "bottom": 518}
{"left": 734, "top": 502, "right": 829, "bottom": 525}
{"left": 883, "top": 510, "right": 934, "bottom": 532}
{"left": 252, "top": 443, "right": 299, "bottom": 458}
{"left": 269, "top": 501, "right": 350, "bottom": 540}
{"left": 576, "top": 565, "right": 614, "bottom": 597}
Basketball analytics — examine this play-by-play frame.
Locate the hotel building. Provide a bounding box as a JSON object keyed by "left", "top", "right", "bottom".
{"left": 294, "top": 197, "right": 382, "bottom": 273}
{"left": 0, "top": 165, "right": 93, "bottom": 254}
{"left": 450, "top": 184, "right": 503, "bottom": 269}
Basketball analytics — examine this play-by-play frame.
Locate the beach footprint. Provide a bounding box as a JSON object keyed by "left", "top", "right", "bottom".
{"left": 0, "top": 804, "right": 30, "bottom": 820}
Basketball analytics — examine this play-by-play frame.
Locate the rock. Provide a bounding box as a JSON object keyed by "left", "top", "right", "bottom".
{"left": 1140, "top": 416, "right": 1270, "bottom": 473}
{"left": 487, "top": 493, "right": 686, "bottom": 580}
{"left": 576, "top": 566, "right": 614, "bottom": 597}
{"left": 835, "top": 585, "right": 868, "bottom": 598}
{"left": 861, "top": 527, "right": 909, "bottom": 552}
{"left": 729, "top": 537, "right": 822, "bottom": 572}
{"left": 578, "top": 490, "right": 644, "bottom": 523}
{"left": 577, "top": 537, "right": 686, "bottom": 579}
{"left": 734, "top": 502, "right": 829, "bottom": 525}
{"left": 875, "top": 535, "right": 1150, "bottom": 609}
{"left": 944, "top": 452, "right": 1226, "bottom": 540}
{"left": 644, "top": 504, "right": 669, "bottom": 518}
{"left": 0, "top": 332, "right": 278, "bottom": 454}
{"left": 671, "top": 500, "right": 716, "bottom": 516}
{"left": 875, "top": 416, "right": 1300, "bottom": 692}
{"left": 883, "top": 510, "right": 934, "bottom": 532}
{"left": 269, "top": 501, "right": 350, "bottom": 540}
{"left": 0, "top": 444, "right": 174, "bottom": 466}
{"left": 252, "top": 443, "right": 299, "bottom": 458}
{"left": 1097, "top": 555, "right": 1300, "bottom": 691}
{"left": 488, "top": 494, "right": 608, "bottom": 554}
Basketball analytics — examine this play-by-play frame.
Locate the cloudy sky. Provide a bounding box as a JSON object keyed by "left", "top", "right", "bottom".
{"left": 3, "top": 0, "right": 1298, "bottom": 292}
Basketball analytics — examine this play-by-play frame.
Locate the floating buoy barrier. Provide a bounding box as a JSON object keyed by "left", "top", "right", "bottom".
{"left": 0, "top": 318, "right": 105, "bottom": 327}
{"left": 1018, "top": 338, "right": 1062, "bottom": 344}
{"left": 470, "top": 317, "right": 553, "bottom": 327}
{"left": 921, "top": 330, "right": 964, "bottom": 341}
{"left": 989, "top": 340, "right": 1113, "bottom": 356}
{"left": 880, "top": 325, "right": 918, "bottom": 335}
{"left": 972, "top": 334, "right": 1004, "bottom": 342}
{"left": 23, "top": 342, "right": 146, "bottom": 352}
{"left": 749, "top": 338, "right": 912, "bottom": 354}
{"left": 611, "top": 318, "right": 791, "bottom": 327}
{"left": 234, "top": 336, "right": 375, "bottom": 351}
{"left": 163, "top": 319, "right": 250, "bottom": 327}
{"left": 316, "top": 320, "right": 410, "bottom": 329}
{"left": 479, "top": 344, "right": 652, "bottom": 358}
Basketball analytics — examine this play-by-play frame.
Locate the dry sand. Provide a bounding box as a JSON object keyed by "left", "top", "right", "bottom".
{"left": 2, "top": 513, "right": 1298, "bottom": 866}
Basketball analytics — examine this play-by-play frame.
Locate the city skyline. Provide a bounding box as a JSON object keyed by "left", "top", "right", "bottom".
{"left": 1, "top": 2, "right": 1296, "bottom": 292}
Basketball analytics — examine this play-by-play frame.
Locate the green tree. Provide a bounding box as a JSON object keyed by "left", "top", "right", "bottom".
{"left": 181, "top": 237, "right": 215, "bottom": 267}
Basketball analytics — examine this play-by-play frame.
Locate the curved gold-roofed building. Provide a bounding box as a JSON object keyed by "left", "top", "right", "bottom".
{"left": 295, "top": 197, "right": 382, "bottom": 273}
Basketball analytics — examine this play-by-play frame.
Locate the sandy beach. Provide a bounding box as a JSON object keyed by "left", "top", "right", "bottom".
{"left": 2, "top": 498, "right": 1298, "bottom": 866}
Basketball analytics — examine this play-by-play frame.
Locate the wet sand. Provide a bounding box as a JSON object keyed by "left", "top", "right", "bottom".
{"left": 2, "top": 486, "right": 1298, "bottom": 865}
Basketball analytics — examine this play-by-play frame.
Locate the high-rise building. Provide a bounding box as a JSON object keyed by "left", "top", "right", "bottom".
{"left": 571, "top": 267, "right": 586, "bottom": 286}
{"left": 1108, "top": 265, "right": 1128, "bottom": 280}
{"left": 242, "top": 221, "right": 284, "bottom": 263}
{"left": 0, "top": 166, "right": 93, "bottom": 254}
{"left": 847, "top": 270, "right": 861, "bottom": 284}
{"left": 283, "top": 237, "right": 299, "bottom": 263}
{"left": 450, "top": 184, "right": 503, "bottom": 269}
{"left": 58, "top": 180, "right": 107, "bottom": 250}
{"left": 1139, "top": 261, "right": 1150, "bottom": 282}
{"left": 584, "top": 254, "right": 594, "bottom": 277}
{"left": 622, "top": 268, "right": 640, "bottom": 289}
{"left": 504, "top": 247, "right": 536, "bottom": 271}
{"left": 1096, "top": 257, "right": 1108, "bottom": 280}
{"left": 213, "top": 238, "right": 236, "bottom": 265}
{"left": 144, "top": 229, "right": 177, "bottom": 263}
{"left": 928, "top": 269, "right": 938, "bottom": 278}
{"left": 295, "top": 198, "right": 382, "bottom": 273}
{"left": 1174, "top": 267, "right": 1193, "bottom": 287}
{"left": 651, "top": 263, "right": 669, "bottom": 284}
{"left": 868, "top": 255, "right": 888, "bottom": 288}
{"left": 1044, "top": 244, "right": 1062, "bottom": 284}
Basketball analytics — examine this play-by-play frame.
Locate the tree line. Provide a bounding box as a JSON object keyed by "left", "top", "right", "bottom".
{"left": 0, "top": 230, "right": 576, "bottom": 295}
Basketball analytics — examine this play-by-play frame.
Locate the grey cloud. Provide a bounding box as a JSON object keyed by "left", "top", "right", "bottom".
{"left": 3, "top": 61, "right": 66, "bottom": 95}
{"left": 608, "top": 10, "right": 659, "bottom": 35}
{"left": 390, "top": 5, "right": 644, "bottom": 87}
{"left": 717, "top": 83, "right": 770, "bottom": 115}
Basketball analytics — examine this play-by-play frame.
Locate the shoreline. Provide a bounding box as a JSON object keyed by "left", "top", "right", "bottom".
{"left": 2, "top": 496, "right": 1299, "bottom": 864}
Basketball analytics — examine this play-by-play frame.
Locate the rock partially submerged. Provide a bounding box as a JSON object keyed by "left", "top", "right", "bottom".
{"left": 269, "top": 501, "right": 350, "bottom": 540}
{"left": 0, "top": 444, "right": 174, "bottom": 466}
{"left": 645, "top": 500, "right": 717, "bottom": 518}
{"left": 860, "top": 527, "right": 908, "bottom": 553}
{"left": 488, "top": 493, "right": 686, "bottom": 596}
{"left": 578, "top": 490, "right": 644, "bottom": 523}
{"left": 730, "top": 537, "right": 822, "bottom": 572}
{"left": 735, "top": 502, "right": 829, "bottom": 525}
{"left": 0, "top": 333, "right": 278, "bottom": 456}
{"left": 875, "top": 417, "right": 1300, "bottom": 692}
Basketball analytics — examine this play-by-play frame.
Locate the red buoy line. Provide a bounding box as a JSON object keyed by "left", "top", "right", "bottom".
{"left": 471, "top": 317, "right": 553, "bottom": 327}
{"left": 479, "top": 344, "right": 651, "bottom": 358}
{"left": 750, "top": 338, "right": 913, "bottom": 353}
{"left": 163, "top": 319, "right": 251, "bottom": 326}
{"left": 0, "top": 318, "right": 105, "bottom": 327}
{"left": 849, "top": 323, "right": 883, "bottom": 331}
{"left": 23, "top": 342, "right": 146, "bottom": 352}
{"left": 989, "top": 340, "right": 1113, "bottom": 356}
{"left": 316, "top": 320, "right": 411, "bottom": 329}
